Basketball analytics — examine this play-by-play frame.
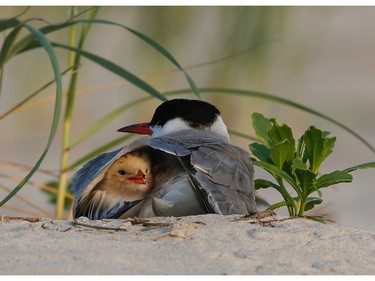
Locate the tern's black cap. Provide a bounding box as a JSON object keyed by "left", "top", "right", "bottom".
{"left": 150, "top": 99, "right": 221, "bottom": 129}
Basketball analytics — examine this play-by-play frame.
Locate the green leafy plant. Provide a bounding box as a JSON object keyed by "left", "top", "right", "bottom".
{"left": 249, "top": 113, "right": 375, "bottom": 216}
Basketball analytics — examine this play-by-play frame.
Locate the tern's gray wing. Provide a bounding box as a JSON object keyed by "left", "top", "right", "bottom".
{"left": 71, "top": 137, "right": 149, "bottom": 219}
{"left": 148, "top": 130, "right": 257, "bottom": 215}
{"left": 190, "top": 143, "right": 256, "bottom": 214}
{"left": 71, "top": 148, "right": 122, "bottom": 199}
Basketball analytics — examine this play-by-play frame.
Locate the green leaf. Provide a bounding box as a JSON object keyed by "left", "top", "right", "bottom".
{"left": 315, "top": 170, "right": 352, "bottom": 189}
{"left": 303, "top": 126, "right": 336, "bottom": 173}
{"left": 322, "top": 135, "right": 336, "bottom": 160}
{"left": 343, "top": 162, "right": 375, "bottom": 173}
{"left": 304, "top": 197, "right": 323, "bottom": 212}
{"left": 253, "top": 161, "right": 299, "bottom": 192}
{"left": 254, "top": 179, "right": 280, "bottom": 191}
{"left": 267, "top": 200, "right": 291, "bottom": 211}
{"left": 268, "top": 119, "right": 295, "bottom": 161}
{"left": 251, "top": 113, "right": 273, "bottom": 147}
{"left": 303, "top": 126, "right": 323, "bottom": 173}
{"left": 294, "top": 168, "right": 316, "bottom": 191}
{"left": 0, "top": 23, "right": 62, "bottom": 207}
{"left": 292, "top": 161, "right": 321, "bottom": 197}
{"left": 291, "top": 158, "right": 307, "bottom": 170}
{"left": 249, "top": 143, "right": 270, "bottom": 162}
{"left": 269, "top": 139, "right": 290, "bottom": 169}
{"left": 297, "top": 136, "right": 309, "bottom": 163}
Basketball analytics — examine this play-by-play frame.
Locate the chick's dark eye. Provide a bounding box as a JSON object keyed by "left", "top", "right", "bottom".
{"left": 117, "top": 169, "right": 126, "bottom": 176}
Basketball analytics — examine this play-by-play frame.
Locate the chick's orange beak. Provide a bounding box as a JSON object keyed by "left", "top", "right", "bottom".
{"left": 126, "top": 170, "right": 146, "bottom": 184}
{"left": 126, "top": 175, "right": 146, "bottom": 185}
{"left": 117, "top": 122, "right": 152, "bottom": 135}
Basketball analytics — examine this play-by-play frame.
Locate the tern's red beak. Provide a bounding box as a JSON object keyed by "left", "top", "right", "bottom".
{"left": 117, "top": 122, "right": 152, "bottom": 135}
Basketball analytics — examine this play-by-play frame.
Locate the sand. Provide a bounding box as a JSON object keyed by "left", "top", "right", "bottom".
{"left": 1, "top": 214, "right": 374, "bottom": 275}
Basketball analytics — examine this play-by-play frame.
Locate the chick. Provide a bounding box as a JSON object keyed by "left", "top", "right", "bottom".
{"left": 73, "top": 147, "right": 158, "bottom": 219}
{"left": 94, "top": 149, "right": 154, "bottom": 201}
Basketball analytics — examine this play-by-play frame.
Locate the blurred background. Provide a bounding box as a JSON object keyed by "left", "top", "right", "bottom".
{"left": 0, "top": 6, "right": 374, "bottom": 230}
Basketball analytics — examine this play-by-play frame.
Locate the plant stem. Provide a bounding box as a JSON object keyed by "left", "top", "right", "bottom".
{"left": 56, "top": 7, "right": 78, "bottom": 219}
{"left": 297, "top": 187, "right": 308, "bottom": 216}
{"left": 0, "top": 67, "right": 3, "bottom": 99}
{"left": 55, "top": 7, "right": 98, "bottom": 218}
{"left": 276, "top": 177, "right": 296, "bottom": 216}
{"left": 297, "top": 197, "right": 305, "bottom": 216}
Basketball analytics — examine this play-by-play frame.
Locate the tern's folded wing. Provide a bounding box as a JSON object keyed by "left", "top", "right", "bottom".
{"left": 191, "top": 143, "right": 256, "bottom": 214}
{"left": 149, "top": 130, "right": 257, "bottom": 215}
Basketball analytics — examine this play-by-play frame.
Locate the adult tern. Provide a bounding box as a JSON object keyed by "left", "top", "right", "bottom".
{"left": 72, "top": 99, "right": 262, "bottom": 219}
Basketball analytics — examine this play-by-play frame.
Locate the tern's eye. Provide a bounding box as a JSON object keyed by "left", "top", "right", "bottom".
{"left": 117, "top": 169, "right": 127, "bottom": 176}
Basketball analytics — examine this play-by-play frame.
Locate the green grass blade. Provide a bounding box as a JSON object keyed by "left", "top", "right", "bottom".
{"left": 120, "top": 24, "right": 201, "bottom": 99}
{"left": 68, "top": 135, "right": 134, "bottom": 171}
{"left": 0, "top": 24, "right": 62, "bottom": 207}
{"left": 0, "top": 17, "right": 21, "bottom": 33}
{"left": 0, "top": 18, "right": 22, "bottom": 98}
{"left": 343, "top": 162, "right": 375, "bottom": 173}
{"left": 71, "top": 96, "right": 151, "bottom": 148}
{"left": 0, "top": 24, "right": 23, "bottom": 66}
{"left": 12, "top": 18, "right": 200, "bottom": 99}
{"left": 7, "top": 22, "right": 75, "bottom": 58}
{"left": 165, "top": 88, "right": 375, "bottom": 154}
{"left": 53, "top": 42, "right": 167, "bottom": 102}
{"left": 76, "top": 8, "right": 100, "bottom": 49}
{"left": 56, "top": 7, "right": 101, "bottom": 219}
{"left": 227, "top": 129, "right": 258, "bottom": 142}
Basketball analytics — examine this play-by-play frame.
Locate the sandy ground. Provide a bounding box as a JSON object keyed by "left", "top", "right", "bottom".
{"left": 1, "top": 213, "right": 374, "bottom": 275}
